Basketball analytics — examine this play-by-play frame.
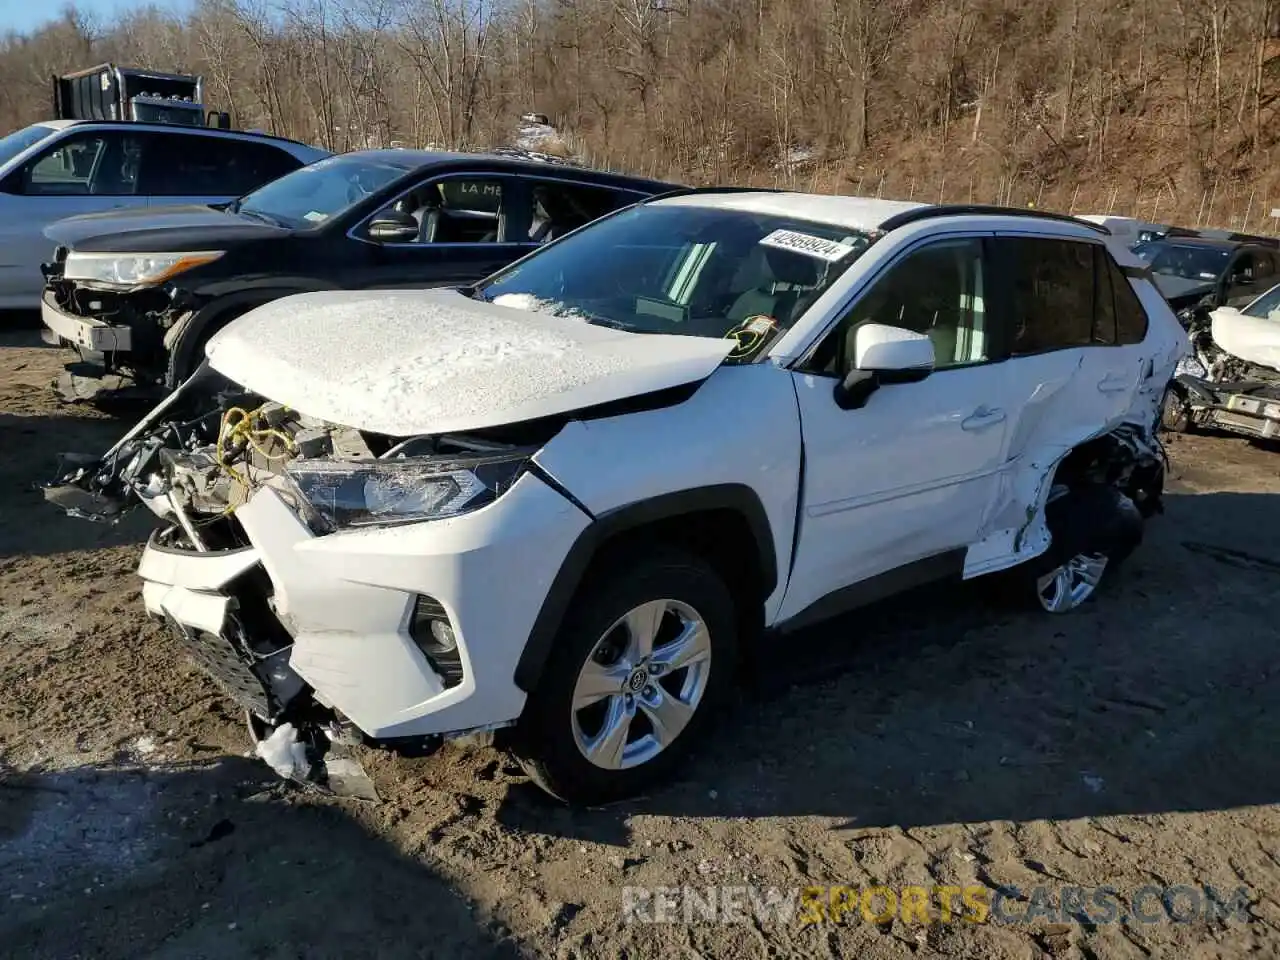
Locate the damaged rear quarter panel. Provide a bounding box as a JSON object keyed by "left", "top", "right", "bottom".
{"left": 965, "top": 275, "right": 1184, "bottom": 578}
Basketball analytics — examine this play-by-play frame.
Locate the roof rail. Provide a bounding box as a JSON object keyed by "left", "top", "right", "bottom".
{"left": 878, "top": 203, "right": 1112, "bottom": 235}
{"left": 642, "top": 185, "right": 785, "bottom": 204}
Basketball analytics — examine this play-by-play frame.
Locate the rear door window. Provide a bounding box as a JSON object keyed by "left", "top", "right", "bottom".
{"left": 138, "top": 133, "right": 303, "bottom": 197}
{"left": 999, "top": 237, "right": 1150, "bottom": 351}
{"left": 1002, "top": 237, "right": 1097, "bottom": 354}
{"left": 525, "top": 180, "right": 634, "bottom": 242}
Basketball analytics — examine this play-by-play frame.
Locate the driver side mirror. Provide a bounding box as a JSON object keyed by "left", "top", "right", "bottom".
{"left": 833, "top": 323, "right": 935, "bottom": 411}
{"left": 366, "top": 210, "right": 420, "bottom": 243}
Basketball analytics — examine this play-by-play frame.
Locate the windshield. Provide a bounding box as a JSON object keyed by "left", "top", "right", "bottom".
{"left": 1133, "top": 240, "right": 1231, "bottom": 282}
{"left": 473, "top": 203, "right": 873, "bottom": 361}
{"left": 234, "top": 154, "right": 412, "bottom": 229}
{"left": 1242, "top": 281, "right": 1280, "bottom": 320}
{"left": 0, "top": 124, "right": 56, "bottom": 170}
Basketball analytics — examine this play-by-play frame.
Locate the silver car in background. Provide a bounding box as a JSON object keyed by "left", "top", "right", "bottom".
{"left": 0, "top": 120, "right": 328, "bottom": 309}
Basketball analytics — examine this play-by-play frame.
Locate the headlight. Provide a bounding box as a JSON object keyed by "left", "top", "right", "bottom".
{"left": 283, "top": 453, "right": 529, "bottom": 530}
{"left": 1175, "top": 356, "right": 1207, "bottom": 378}
{"left": 62, "top": 251, "right": 224, "bottom": 288}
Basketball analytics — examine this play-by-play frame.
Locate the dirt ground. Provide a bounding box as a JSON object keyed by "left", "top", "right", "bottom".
{"left": 2, "top": 326, "right": 1280, "bottom": 959}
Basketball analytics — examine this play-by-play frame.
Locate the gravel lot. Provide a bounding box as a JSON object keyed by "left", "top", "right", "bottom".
{"left": 2, "top": 327, "right": 1279, "bottom": 959}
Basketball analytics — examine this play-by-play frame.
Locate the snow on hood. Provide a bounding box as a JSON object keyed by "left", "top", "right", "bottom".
{"left": 1210, "top": 306, "right": 1280, "bottom": 373}
{"left": 204, "top": 289, "right": 734, "bottom": 436}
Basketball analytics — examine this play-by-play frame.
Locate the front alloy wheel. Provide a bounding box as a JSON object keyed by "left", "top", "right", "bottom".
{"left": 571, "top": 599, "right": 712, "bottom": 770}
{"left": 514, "top": 548, "right": 737, "bottom": 805}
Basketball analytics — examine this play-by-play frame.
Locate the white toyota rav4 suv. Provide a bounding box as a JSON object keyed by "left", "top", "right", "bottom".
{"left": 47, "top": 190, "right": 1188, "bottom": 804}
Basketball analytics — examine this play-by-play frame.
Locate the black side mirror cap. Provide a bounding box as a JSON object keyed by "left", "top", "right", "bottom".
{"left": 833, "top": 369, "right": 879, "bottom": 410}
{"left": 833, "top": 365, "right": 932, "bottom": 410}
{"left": 367, "top": 211, "right": 420, "bottom": 243}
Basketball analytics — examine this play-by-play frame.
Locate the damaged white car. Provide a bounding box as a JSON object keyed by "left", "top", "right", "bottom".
{"left": 45, "top": 192, "right": 1187, "bottom": 804}
{"left": 1162, "top": 281, "right": 1280, "bottom": 440}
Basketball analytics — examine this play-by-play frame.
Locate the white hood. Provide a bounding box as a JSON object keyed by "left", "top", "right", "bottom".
{"left": 204, "top": 289, "right": 734, "bottom": 436}
{"left": 1210, "top": 306, "right": 1280, "bottom": 373}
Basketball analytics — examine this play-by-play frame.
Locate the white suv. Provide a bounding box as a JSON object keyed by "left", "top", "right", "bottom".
{"left": 46, "top": 191, "right": 1188, "bottom": 804}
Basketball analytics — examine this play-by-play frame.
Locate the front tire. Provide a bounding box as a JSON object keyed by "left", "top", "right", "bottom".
{"left": 513, "top": 547, "right": 738, "bottom": 805}
{"left": 1160, "top": 384, "right": 1192, "bottom": 433}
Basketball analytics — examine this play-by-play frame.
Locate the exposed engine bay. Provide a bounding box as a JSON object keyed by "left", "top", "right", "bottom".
{"left": 1165, "top": 304, "right": 1280, "bottom": 440}
{"left": 43, "top": 364, "right": 534, "bottom": 545}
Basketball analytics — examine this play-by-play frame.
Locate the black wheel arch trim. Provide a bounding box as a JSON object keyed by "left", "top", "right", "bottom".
{"left": 514, "top": 483, "right": 778, "bottom": 694}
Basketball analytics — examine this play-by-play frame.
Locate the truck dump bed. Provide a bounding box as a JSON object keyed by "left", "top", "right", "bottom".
{"left": 53, "top": 64, "right": 207, "bottom": 126}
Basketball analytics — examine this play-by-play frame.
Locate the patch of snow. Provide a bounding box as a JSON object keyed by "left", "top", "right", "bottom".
{"left": 254, "top": 723, "right": 310, "bottom": 780}
{"left": 0, "top": 605, "right": 77, "bottom": 651}
{"left": 490, "top": 293, "right": 592, "bottom": 321}
{"left": 774, "top": 145, "right": 816, "bottom": 172}
{"left": 515, "top": 121, "right": 560, "bottom": 152}
{"left": 133, "top": 736, "right": 158, "bottom": 756}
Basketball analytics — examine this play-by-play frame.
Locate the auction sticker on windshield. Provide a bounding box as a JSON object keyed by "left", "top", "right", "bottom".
{"left": 760, "top": 229, "right": 857, "bottom": 262}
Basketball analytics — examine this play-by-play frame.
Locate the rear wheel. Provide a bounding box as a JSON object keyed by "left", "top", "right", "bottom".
{"left": 1002, "top": 484, "right": 1145, "bottom": 614}
{"left": 513, "top": 548, "right": 738, "bottom": 805}
{"left": 1034, "top": 551, "right": 1110, "bottom": 612}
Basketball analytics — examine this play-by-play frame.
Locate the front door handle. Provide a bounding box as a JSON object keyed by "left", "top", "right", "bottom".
{"left": 961, "top": 406, "right": 1006, "bottom": 431}
{"left": 1098, "top": 374, "right": 1131, "bottom": 394}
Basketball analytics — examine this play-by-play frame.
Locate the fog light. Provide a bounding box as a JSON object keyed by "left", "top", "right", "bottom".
{"left": 430, "top": 619, "right": 456, "bottom": 652}
{"left": 409, "top": 594, "right": 463, "bottom": 689}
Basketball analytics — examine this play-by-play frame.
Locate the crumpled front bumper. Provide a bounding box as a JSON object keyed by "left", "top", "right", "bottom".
{"left": 1173, "top": 374, "right": 1280, "bottom": 439}
{"left": 138, "top": 472, "right": 590, "bottom": 739}
{"left": 41, "top": 291, "right": 132, "bottom": 352}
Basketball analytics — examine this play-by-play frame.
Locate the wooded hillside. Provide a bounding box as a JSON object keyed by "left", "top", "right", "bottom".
{"left": 4, "top": 0, "right": 1279, "bottom": 229}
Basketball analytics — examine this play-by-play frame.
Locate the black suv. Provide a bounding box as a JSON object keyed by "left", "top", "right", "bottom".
{"left": 1133, "top": 229, "right": 1280, "bottom": 316}
{"left": 40, "top": 149, "right": 681, "bottom": 399}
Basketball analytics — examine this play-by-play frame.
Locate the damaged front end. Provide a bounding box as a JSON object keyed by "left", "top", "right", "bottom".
{"left": 1164, "top": 307, "right": 1280, "bottom": 440}
{"left": 43, "top": 363, "right": 534, "bottom": 796}
{"left": 41, "top": 246, "right": 198, "bottom": 401}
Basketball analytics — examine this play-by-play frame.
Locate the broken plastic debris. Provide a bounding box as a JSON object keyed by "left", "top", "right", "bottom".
{"left": 322, "top": 756, "right": 379, "bottom": 802}
{"left": 254, "top": 722, "right": 310, "bottom": 780}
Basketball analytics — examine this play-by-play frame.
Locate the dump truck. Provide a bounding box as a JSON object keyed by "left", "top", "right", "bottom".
{"left": 52, "top": 63, "right": 230, "bottom": 128}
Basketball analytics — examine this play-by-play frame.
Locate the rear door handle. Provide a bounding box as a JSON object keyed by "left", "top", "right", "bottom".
{"left": 961, "top": 406, "right": 1006, "bottom": 430}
